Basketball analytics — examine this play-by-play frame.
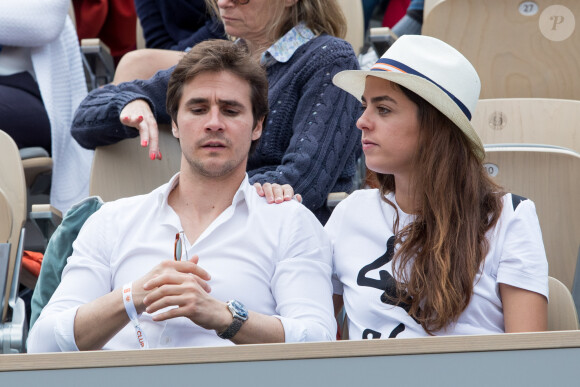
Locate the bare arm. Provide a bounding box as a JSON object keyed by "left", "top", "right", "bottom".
{"left": 113, "top": 49, "right": 183, "bottom": 85}
{"left": 74, "top": 258, "right": 211, "bottom": 350}
{"left": 73, "top": 287, "right": 128, "bottom": 350}
{"left": 228, "top": 313, "right": 285, "bottom": 344}
{"left": 500, "top": 283, "right": 548, "bottom": 333}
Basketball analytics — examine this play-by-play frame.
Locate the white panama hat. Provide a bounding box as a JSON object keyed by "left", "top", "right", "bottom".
{"left": 333, "top": 35, "right": 485, "bottom": 161}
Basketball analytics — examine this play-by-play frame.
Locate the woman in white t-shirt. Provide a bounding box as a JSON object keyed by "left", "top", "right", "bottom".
{"left": 327, "top": 35, "right": 548, "bottom": 339}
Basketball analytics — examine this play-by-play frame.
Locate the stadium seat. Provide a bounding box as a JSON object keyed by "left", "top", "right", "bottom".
{"left": 0, "top": 130, "right": 28, "bottom": 353}
{"left": 89, "top": 125, "right": 181, "bottom": 201}
{"left": 69, "top": 1, "right": 115, "bottom": 90}
{"left": 483, "top": 145, "right": 580, "bottom": 292}
{"left": 80, "top": 38, "right": 116, "bottom": 91}
{"left": 548, "top": 276, "right": 579, "bottom": 331}
{"left": 19, "top": 148, "right": 53, "bottom": 193}
{"left": 136, "top": 17, "right": 146, "bottom": 50}
{"left": 337, "top": 0, "right": 365, "bottom": 55}
{"left": 472, "top": 98, "right": 580, "bottom": 154}
{"left": 422, "top": 0, "right": 580, "bottom": 99}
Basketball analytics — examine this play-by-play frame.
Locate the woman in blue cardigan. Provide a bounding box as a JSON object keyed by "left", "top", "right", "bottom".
{"left": 135, "top": 0, "right": 224, "bottom": 51}
{"left": 71, "top": 0, "right": 361, "bottom": 224}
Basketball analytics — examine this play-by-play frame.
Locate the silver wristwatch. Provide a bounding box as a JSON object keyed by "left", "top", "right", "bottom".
{"left": 218, "top": 300, "right": 249, "bottom": 340}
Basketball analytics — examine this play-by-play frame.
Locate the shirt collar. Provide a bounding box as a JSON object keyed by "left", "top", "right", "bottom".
{"left": 157, "top": 173, "right": 253, "bottom": 226}
{"left": 232, "top": 174, "right": 253, "bottom": 207}
{"left": 260, "top": 23, "right": 315, "bottom": 66}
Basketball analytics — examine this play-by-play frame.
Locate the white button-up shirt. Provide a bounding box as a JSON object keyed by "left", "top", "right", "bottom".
{"left": 28, "top": 174, "right": 335, "bottom": 352}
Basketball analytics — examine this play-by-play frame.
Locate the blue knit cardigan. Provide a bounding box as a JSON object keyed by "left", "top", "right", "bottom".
{"left": 135, "top": 0, "right": 225, "bottom": 50}
{"left": 71, "top": 34, "right": 361, "bottom": 223}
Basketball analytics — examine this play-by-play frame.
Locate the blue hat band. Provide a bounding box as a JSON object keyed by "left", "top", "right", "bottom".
{"left": 371, "top": 58, "right": 472, "bottom": 120}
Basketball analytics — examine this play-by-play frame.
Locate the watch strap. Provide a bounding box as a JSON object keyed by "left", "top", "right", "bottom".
{"left": 218, "top": 300, "right": 247, "bottom": 340}
{"left": 218, "top": 316, "right": 244, "bottom": 340}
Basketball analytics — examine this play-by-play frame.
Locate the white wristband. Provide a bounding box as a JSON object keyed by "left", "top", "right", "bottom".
{"left": 123, "top": 282, "right": 148, "bottom": 349}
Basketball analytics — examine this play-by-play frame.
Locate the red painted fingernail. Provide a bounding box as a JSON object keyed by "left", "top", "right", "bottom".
{"left": 150, "top": 151, "right": 155, "bottom": 160}
{"left": 138, "top": 115, "right": 143, "bottom": 121}
{"left": 123, "top": 116, "right": 129, "bottom": 121}
{"left": 157, "top": 151, "right": 162, "bottom": 160}
{"left": 141, "top": 140, "right": 148, "bottom": 147}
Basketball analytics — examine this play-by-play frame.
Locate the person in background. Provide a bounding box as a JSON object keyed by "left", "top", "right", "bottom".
{"left": 362, "top": 0, "right": 421, "bottom": 36}
{"left": 362, "top": 0, "right": 390, "bottom": 33}
{"left": 364, "top": 0, "right": 423, "bottom": 57}
{"left": 0, "top": 0, "right": 93, "bottom": 213}
{"left": 28, "top": 39, "right": 335, "bottom": 352}
{"left": 112, "top": 0, "right": 226, "bottom": 84}
{"left": 328, "top": 35, "right": 548, "bottom": 339}
{"left": 391, "top": 0, "right": 423, "bottom": 37}
{"left": 135, "top": 0, "right": 225, "bottom": 51}
{"left": 72, "top": 0, "right": 137, "bottom": 65}
{"left": 71, "top": 0, "right": 361, "bottom": 224}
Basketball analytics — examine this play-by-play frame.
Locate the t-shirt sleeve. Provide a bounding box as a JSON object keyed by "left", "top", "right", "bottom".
{"left": 496, "top": 198, "right": 549, "bottom": 299}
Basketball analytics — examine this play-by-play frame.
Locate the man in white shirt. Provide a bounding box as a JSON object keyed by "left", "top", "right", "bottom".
{"left": 27, "top": 39, "right": 335, "bottom": 352}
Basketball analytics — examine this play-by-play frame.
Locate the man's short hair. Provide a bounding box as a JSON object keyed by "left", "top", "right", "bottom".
{"left": 166, "top": 39, "right": 269, "bottom": 141}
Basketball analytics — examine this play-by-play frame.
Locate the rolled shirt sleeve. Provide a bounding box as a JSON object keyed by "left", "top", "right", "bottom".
{"left": 53, "top": 305, "right": 81, "bottom": 352}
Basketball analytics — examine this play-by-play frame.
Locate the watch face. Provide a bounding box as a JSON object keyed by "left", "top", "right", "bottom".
{"left": 229, "top": 300, "right": 249, "bottom": 320}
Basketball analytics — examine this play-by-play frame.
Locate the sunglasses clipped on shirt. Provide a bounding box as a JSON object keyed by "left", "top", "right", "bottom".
{"left": 174, "top": 231, "right": 190, "bottom": 262}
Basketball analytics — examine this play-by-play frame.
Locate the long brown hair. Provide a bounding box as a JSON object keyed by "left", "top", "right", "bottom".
{"left": 376, "top": 86, "right": 504, "bottom": 334}
{"left": 278, "top": 0, "right": 346, "bottom": 39}
{"left": 205, "top": 0, "right": 346, "bottom": 44}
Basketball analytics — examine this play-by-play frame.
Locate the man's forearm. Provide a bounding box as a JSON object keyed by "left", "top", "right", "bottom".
{"left": 74, "top": 288, "right": 130, "bottom": 351}
{"left": 228, "top": 312, "right": 285, "bottom": 344}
